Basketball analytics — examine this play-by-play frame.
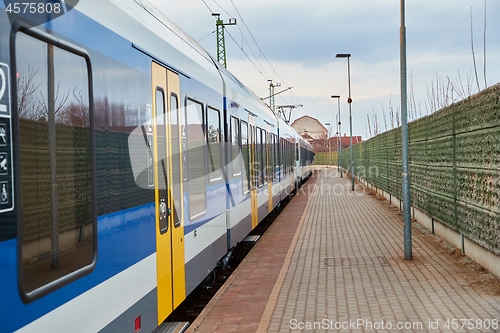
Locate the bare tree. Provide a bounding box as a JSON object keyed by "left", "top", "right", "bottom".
{"left": 17, "top": 67, "right": 41, "bottom": 119}
{"left": 17, "top": 67, "right": 70, "bottom": 122}
{"left": 373, "top": 111, "right": 379, "bottom": 136}
{"left": 483, "top": 0, "right": 487, "bottom": 88}
{"left": 470, "top": 6, "right": 481, "bottom": 92}
{"left": 34, "top": 82, "right": 70, "bottom": 122}
{"left": 366, "top": 113, "right": 372, "bottom": 138}
{"left": 389, "top": 99, "right": 395, "bottom": 129}
{"left": 60, "top": 88, "right": 90, "bottom": 126}
{"left": 382, "top": 103, "right": 388, "bottom": 132}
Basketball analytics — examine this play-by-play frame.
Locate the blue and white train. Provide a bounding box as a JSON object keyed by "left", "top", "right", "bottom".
{"left": 0, "top": 1, "right": 314, "bottom": 332}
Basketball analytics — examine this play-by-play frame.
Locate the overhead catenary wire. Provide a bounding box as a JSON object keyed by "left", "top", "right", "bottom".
{"left": 201, "top": 0, "right": 213, "bottom": 12}
{"left": 225, "top": 30, "right": 272, "bottom": 82}
{"left": 229, "top": 0, "right": 301, "bottom": 106}
{"left": 212, "top": 0, "right": 233, "bottom": 18}
{"left": 201, "top": 0, "right": 301, "bottom": 107}
{"left": 197, "top": 30, "right": 216, "bottom": 43}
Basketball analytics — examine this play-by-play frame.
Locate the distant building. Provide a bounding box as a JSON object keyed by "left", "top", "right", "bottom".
{"left": 291, "top": 116, "right": 328, "bottom": 152}
{"left": 329, "top": 135, "right": 363, "bottom": 151}
{"left": 291, "top": 115, "right": 362, "bottom": 152}
{"left": 291, "top": 116, "right": 327, "bottom": 140}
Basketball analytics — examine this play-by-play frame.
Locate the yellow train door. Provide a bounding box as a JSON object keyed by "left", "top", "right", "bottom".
{"left": 151, "top": 62, "right": 185, "bottom": 323}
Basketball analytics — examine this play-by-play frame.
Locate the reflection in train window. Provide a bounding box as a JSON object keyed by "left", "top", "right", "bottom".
{"left": 15, "top": 31, "right": 95, "bottom": 298}
{"left": 207, "top": 107, "right": 221, "bottom": 181}
{"left": 262, "top": 129, "right": 267, "bottom": 184}
{"left": 241, "top": 121, "right": 249, "bottom": 194}
{"left": 230, "top": 116, "right": 240, "bottom": 177}
{"left": 185, "top": 99, "right": 206, "bottom": 220}
{"left": 156, "top": 88, "right": 168, "bottom": 234}
{"left": 271, "top": 133, "right": 277, "bottom": 181}
{"left": 170, "top": 94, "right": 182, "bottom": 227}
{"left": 280, "top": 138, "right": 285, "bottom": 176}
{"left": 255, "top": 127, "right": 262, "bottom": 188}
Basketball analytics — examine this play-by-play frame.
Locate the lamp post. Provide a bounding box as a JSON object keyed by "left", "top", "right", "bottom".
{"left": 400, "top": 0, "right": 412, "bottom": 260}
{"left": 325, "top": 123, "right": 331, "bottom": 167}
{"left": 336, "top": 53, "right": 354, "bottom": 190}
{"left": 331, "top": 95, "right": 341, "bottom": 177}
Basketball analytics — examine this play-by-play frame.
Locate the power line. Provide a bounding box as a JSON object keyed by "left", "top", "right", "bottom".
{"left": 228, "top": 0, "right": 301, "bottom": 106}
{"left": 201, "top": 0, "right": 213, "bottom": 12}
{"left": 201, "top": 0, "right": 301, "bottom": 106}
{"left": 201, "top": 0, "right": 270, "bottom": 80}
{"left": 212, "top": 0, "right": 232, "bottom": 18}
{"left": 225, "top": 30, "right": 269, "bottom": 81}
{"left": 225, "top": 30, "right": 272, "bottom": 80}
{"left": 197, "top": 30, "right": 216, "bottom": 43}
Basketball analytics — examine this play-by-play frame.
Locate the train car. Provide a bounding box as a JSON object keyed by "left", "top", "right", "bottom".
{"left": 0, "top": 1, "right": 314, "bottom": 332}
{"left": 296, "top": 134, "right": 314, "bottom": 184}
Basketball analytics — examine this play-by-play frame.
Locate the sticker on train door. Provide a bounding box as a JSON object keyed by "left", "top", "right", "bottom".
{"left": 0, "top": 63, "right": 14, "bottom": 213}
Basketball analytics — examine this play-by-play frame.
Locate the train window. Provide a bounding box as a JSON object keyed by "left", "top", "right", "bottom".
{"left": 262, "top": 129, "right": 267, "bottom": 184}
{"left": 15, "top": 31, "right": 95, "bottom": 299}
{"left": 185, "top": 99, "right": 206, "bottom": 220}
{"left": 273, "top": 134, "right": 278, "bottom": 180}
{"left": 170, "top": 93, "right": 181, "bottom": 228}
{"left": 230, "top": 117, "right": 241, "bottom": 177}
{"left": 207, "top": 107, "right": 222, "bottom": 181}
{"left": 286, "top": 140, "right": 289, "bottom": 175}
{"left": 296, "top": 143, "right": 299, "bottom": 167}
{"left": 286, "top": 140, "right": 290, "bottom": 175}
{"left": 283, "top": 139, "right": 290, "bottom": 175}
{"left": 283, "top": 139, "right": 289, "bottom": 175}
{"left": 267, "top": 132, "right": 272, "bottom": 182}
{"left": 288, "top": 141, "right": 292, "bottom": 175}
{"left": 249, "top": 125, "right": 256, "bottom": 190}
{"left": 287, "top": 140, "right": 292, "bottom": 175}
{"left": 279, "top": 138, "right": 284, "bottom": 176}
{"left": 255, "top": 127, "right": 262, "bottom": 187}
{"left": 156, "top": 89, "right": 168, "bottom": 234}
{"left": 241, "top": 121, "right": 249, "bottom": 194}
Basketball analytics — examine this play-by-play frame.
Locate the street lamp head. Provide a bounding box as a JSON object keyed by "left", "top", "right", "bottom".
{"left": 331, "top": 95, "right": 340, "bottom": 99}
{"left": 336, "top": 53, "right": 351, "bottom": 58}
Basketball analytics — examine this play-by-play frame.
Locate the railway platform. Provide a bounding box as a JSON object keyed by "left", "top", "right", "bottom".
{"left": 185, "top": 167, "right": 500, "bottom": 333}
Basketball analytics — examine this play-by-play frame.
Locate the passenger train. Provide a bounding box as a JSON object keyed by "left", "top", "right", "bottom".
{"left": 0, "top": 1, "right": 314, "bottom": 332}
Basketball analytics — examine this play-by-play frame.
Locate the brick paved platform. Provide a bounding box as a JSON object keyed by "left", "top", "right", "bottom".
{"left": 186, "top": 168, "right": 500, "bottom": 333}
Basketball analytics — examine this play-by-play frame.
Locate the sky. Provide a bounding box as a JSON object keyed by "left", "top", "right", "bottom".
{"left": 149, "top": 0, "right": 500, "bottom": 139}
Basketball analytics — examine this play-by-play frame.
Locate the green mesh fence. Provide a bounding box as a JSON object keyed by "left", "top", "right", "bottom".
{"left": 313, "top": 152, "right": 338, "bottom": 166}
{"left": 340, "top": 83, "right": 500, "bottom": 254}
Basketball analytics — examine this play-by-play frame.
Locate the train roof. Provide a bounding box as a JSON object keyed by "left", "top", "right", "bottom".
{"left": 75, "top": 0, "right": 307, "bottom": 141}
{"left": 77, "top": 0, "right": 222, "bottom": 88}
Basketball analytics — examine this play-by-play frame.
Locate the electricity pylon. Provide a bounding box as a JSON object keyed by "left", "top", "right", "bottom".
{"left": 276, "top": 105, "right": 303, "bottom": 124}
{"left": 268, "top": 80, "right": 281, "bottom": 112}
{"left": 212, "top": 13, "right": 236, "bottom": 68}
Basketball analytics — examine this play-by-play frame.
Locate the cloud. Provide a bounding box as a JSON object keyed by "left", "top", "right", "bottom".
{"left": 149, "top": 0, "right": 500, "bottom": 137}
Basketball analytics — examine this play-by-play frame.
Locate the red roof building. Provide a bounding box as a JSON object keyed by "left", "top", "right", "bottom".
{"left": 329, "top": 134, "right": 362, "bottom": 151}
